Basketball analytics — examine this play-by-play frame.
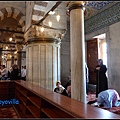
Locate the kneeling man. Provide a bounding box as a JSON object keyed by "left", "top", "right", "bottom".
{"left": 97, "top": 89, "right": 120, "bottom": 109}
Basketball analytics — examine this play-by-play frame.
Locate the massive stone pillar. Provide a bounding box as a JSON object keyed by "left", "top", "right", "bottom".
{"left": 67, "top": 1, "right": 87, "bottom": 102}
{"left": 24, "top": 26, "right": 66, "bottom": 91}
{"left": 21, "top": 45, "right": 26, "bottom": 66}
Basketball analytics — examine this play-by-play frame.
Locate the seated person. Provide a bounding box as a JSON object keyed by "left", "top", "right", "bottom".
{"left": 95, "top": 89, "right": 120, "bottom": 109}
{"left": 67, "top": 85, "right": 71, "bottom": 97}
{"left": 54, "top": 81, "right": 68, "bottom": 96}
{"left": 1, "top": 65, "right": 8, "bottom": 80}
{"left": 64, "top": 80, "right": 71, "bottom": 89}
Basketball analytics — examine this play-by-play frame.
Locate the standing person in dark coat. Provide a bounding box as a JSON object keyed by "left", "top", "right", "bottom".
{"left": 10, "top": 64, "right": 20, "bottom": 80}
{"left": 94, "top": 59, "right": 108, "bottom": 98}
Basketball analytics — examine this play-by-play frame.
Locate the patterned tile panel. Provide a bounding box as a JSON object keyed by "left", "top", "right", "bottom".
{"left": 85, "top": 2, "right": 120, "bottom": 34}
{"left": 86, "top": 1, "right": 114, "bottom": 10}
{"left": 33, "top": 9, "right": 45, "bottom": 16}
{"left": 35, "top": 1, "right": 48, "bottom": 7}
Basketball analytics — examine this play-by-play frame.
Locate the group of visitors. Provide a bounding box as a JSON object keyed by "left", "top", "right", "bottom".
{"left": 54, "top": 58, "right": 120, "bottom": 109}
{"left": 0, "top": 64, "right": 26, "bottom": 81}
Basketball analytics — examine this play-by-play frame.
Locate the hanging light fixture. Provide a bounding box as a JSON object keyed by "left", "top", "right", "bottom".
{"left": 14, "top": 51, "right": 17, "bottom": 54}
{"left": 48, "top": 11, "right": 55, "bottom": 15}
{"left": 56, "top": 8, "right": 60, "bottom": 22}
{"left": 40, "top": 26, "right": 44, "bottom": 32}
{"left": 48, "top": 20, "right": 52, "bottom": 27}
{"left": 9, "top": 37, "right": 12, "bottom": 41}
{"left": 5, "top": 46, "right": 8, "bottom": 50}
{"left": 48, "top": 15, "right": 52, "bottom": 27}
{"left": 56, "top": 14, "right": 60, "bottom": 22}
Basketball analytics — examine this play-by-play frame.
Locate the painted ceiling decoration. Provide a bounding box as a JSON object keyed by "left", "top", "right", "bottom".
{"left": 0, "top": 7, "right": 25, "bottom": 31}
{"left": 0, "top": 5, "right": 25, "bottom": 55}
{"left": 87, "top": 1, "right": 114, "bottom": 10}
{"left": 85, "top": 2, "right": 120, "bottom": 34}
{"left": 32, "top": 1, "right": 57, "bottom": 22}
{"left": 34, "top": 1, "right": 48, "bottom": 7}
{"left": 85, "top": 1, "right": 116, "bottom": 20}
{"left": 0, "top": 1, "right": 118, "bottom": 57}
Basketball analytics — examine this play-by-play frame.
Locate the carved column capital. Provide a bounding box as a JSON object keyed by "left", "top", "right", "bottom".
{"left": 67, "top": 1, "right": 88, "bottom": 15}
{"left": 15, "top": 44, "right": 23, "bottom": 52}
{"left": 24, "top": 25, "right": 66, "bottom": 42}
{"left": 24, "top": 25, "right": 36, "bottom": 41}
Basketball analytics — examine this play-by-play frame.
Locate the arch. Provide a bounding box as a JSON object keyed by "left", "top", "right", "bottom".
{"left": 0, "top": 7, "right": 25, "bottom": 32}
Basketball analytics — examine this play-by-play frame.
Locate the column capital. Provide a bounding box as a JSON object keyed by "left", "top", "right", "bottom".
{"left": 27, "top": 37, "right": 61, "bottom": 45}
{"left": 67, "top": 1, "right": 88, "bottom": 15}
{"left": 15, "top": 44, "right": 23, "bottom": 52}
{"left": 24, "top": 25, "right": 66, "bottom": 42}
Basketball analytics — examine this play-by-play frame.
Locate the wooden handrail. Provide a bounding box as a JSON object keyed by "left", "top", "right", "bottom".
{"left": 14, "top": 80, "right": 120, "bottom": 119}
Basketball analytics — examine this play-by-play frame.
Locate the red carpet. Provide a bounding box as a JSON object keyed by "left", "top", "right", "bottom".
{"left": 0, "top": 107, "right": 18, "bottom": 118}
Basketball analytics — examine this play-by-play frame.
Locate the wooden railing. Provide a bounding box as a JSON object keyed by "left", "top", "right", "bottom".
{"left": 0, "top": 80, "right": 120, "bottom": 118}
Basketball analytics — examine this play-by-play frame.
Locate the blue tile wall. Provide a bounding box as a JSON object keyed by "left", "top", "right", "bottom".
{"left": 85, "top": 2, "right": 120, "bottom": 34}
{"left": 87, "top": 1, "right": 114, "bottom": 10}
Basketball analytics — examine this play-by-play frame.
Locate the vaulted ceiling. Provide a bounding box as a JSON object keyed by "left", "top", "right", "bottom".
{"left": 32, "top": 1, "right": 116, "bottom": 22}
{"left": 0, "top": 1, "right": 117, "bottom": 60}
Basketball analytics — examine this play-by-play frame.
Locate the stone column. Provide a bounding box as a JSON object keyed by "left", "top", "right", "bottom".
{"left": 24, "top": 25, "right": 66, "bottom": 91}
{"left": 21, "top": 45, "right": 26, "bottom": 67}
{"left": 21, "top": 51, "right": 26, "bottom": 66}
{"left": 67, "top": 1, "right": 87, "bottom": 102}
{"left": 11, "top": 52, "right": 15, "bottom": 66}
{"left": 16, "top": 44, "right": 23, "bottom": 71}
{"left": 26, "top": 38, "right": 61, "bottom": 90}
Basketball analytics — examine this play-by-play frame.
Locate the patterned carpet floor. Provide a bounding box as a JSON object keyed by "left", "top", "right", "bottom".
{"left": 0, "top": 106, "right": 18, "bottom": 118}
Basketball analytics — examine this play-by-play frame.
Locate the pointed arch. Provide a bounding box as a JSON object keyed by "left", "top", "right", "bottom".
{"left": 0, "top": 7, "right": 25, "bottom": 32}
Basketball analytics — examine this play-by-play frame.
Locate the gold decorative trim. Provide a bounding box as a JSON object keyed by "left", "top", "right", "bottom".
{"left": 68, "top": 4, "right": 85, "bottom": 14}
{"left": 27, "top": 37, "right": 61, "bottom": 44}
